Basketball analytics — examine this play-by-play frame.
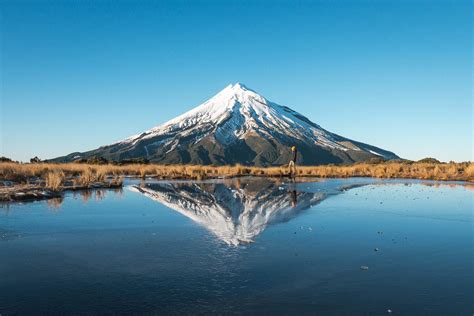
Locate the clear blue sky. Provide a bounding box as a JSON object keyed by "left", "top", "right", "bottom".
{"left": 1, "top": 0, "right": 472, "bottom": 162}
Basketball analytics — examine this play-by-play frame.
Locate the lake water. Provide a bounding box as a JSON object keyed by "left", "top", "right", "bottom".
{"left": 0, "top": 178, "right": 472, "bottom": 315}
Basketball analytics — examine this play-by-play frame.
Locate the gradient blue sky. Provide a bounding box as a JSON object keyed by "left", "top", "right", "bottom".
{"left": 1, "top": 0, "right": 472, "bottom": 162}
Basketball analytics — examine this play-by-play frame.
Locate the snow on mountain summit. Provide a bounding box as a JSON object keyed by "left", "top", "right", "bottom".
{"left": 122, "top": 82, "right": 343, "bottom": 150}
{"left": 125, "top": 82, "right": 275, "bottom": 140}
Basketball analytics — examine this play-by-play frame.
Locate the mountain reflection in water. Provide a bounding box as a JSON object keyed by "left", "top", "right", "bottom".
{"left": 130, "top": 178, "right": 346, "bottom": 246}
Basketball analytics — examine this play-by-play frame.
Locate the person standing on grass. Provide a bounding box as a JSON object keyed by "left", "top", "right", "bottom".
{"left": 288, "top": 146, "right": 297, "bottom": 177}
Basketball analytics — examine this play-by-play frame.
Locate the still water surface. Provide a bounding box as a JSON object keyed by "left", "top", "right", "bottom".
{"left": 0, "top": 178, "right": 472, "bottom": 315}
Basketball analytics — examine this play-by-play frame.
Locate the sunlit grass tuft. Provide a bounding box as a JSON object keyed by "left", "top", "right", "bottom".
{"left": 45, "top": 170, "right": 65, "bottom": 191}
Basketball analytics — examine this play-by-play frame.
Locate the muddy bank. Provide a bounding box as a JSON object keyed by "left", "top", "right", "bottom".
{"left": 0, "top": 182, "right": 123, "bottom": 203}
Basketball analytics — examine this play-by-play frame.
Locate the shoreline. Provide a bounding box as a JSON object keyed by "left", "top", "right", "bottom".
{"left": 2, "top": 174, "right": 471, "bottom": 205}
{"left": 1, "top": 161, "right": 472, "bottom": 203}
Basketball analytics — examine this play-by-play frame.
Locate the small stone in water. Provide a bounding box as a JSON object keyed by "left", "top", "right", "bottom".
{"left": 374, "top": 247, "right": 379, "bottom": 251}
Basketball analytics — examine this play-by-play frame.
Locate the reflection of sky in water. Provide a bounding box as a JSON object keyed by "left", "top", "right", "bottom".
{"left": 0, "top": 178, "right": 472, "bottom": 315}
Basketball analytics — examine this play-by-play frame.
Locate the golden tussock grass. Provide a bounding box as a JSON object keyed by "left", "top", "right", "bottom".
{"left": 0, "top": 161, "right": 472, "bottom": 184}
{"left": 44, "top": 170, "right": 65, "bottom": 191}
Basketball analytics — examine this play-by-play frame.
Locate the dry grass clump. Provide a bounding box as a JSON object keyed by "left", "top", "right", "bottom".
{"left": 72, "top": 166, "right": 120, "bottom": 187}
{"left": 45, "top": 171, "right": 65, "bottom": 191}
{"left": 465, "top": 163, "right": 474, "bottom": 178}
{"left": 73, "top": 167, "right": 95, "bottom": 187}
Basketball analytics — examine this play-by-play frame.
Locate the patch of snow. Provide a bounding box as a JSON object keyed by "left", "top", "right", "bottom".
{"left": 369, "top": 150, "right": 383, "bottom": 156}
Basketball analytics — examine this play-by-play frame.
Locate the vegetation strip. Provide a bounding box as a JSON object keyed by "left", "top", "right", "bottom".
{"left": 1, "top": 161, "right": 473, "bottom": 182}
{"left": 1, "top": 161, "right": 471, "bottom": 202}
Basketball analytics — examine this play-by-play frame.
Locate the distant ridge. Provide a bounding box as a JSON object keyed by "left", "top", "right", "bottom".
{"left": 52, "top": 83, "right": 399, "bottom": 165}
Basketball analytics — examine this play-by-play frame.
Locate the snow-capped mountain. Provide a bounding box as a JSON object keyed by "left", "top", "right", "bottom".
{"left": 54, "top": 83, "right": 398, "bottom": 165}
{"left": 129, "top": 178, "right": 327, "bottom": 246}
